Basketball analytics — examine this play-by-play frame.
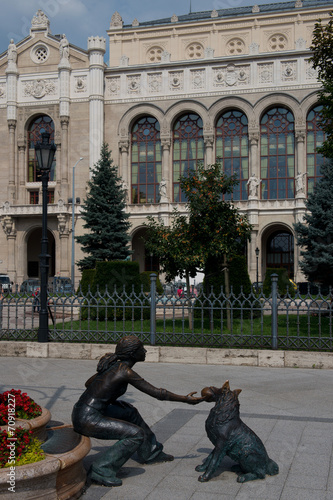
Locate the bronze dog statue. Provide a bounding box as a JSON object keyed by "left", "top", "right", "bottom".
{"left": 196, "top": 381, "right": 279, "bottom": 483}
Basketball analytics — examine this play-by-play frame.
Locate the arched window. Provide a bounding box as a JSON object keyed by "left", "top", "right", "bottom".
{"left": 131, "top": 116, "right": 161, "bottom": 204}
{"left": 28, "top": 115, "right": 56, "bottom": 182}
{"left": 266, "top": 230, "right": 294, "bottom": 278}
{"left": 173, "top": 113, "right": 204, "bottom": 202}
{"left": 216, "top": 110, "right": 249, "bottom": 200}
{"left": 260, "top": 107, "right": 295, "bottom": 199}
{"left": 306, "top": 105, "right": 326, "bottom": 194}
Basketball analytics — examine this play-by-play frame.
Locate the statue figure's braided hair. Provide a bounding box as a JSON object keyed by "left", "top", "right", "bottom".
{"left": 97, "top": 335, "right": 144, "bottom": 373}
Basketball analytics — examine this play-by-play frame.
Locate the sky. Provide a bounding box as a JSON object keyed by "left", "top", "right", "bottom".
{"left": 0, "top": 0, "right": 279, "bottom": 60}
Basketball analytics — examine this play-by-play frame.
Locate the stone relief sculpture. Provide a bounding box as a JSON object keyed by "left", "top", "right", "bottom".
{"left": 247, "top": 174, "right": 261, "bottom": 198}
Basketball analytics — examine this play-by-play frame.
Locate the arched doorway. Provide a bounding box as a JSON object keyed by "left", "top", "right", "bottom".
{"left": 266, "top": 230, "right": 294, "bottom": 278}
{"left": 131, "top": 227, "right": 159, "bottom": 273}
{"left": 27, "top": 229, "right": 55, "bottom": 278}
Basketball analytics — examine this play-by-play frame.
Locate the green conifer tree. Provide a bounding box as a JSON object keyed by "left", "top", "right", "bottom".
{"left": 294, "top": 161, "right": 333, "bottom": 286}
{"left": 76, "top": 143, "right": 130, "bottom": 270}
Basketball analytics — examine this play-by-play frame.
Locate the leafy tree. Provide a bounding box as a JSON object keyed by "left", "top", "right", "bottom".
{"left": 294, "top": 161, "right": 333, "bottom": 286}
{"left": 76, "top": 143, "right": 130, "bottom": 270}
{"left": 311, "top": 12, "right": 333, "bottom": 158}
{"left": 144, "top": 163, "right": 252, "bottom": 292}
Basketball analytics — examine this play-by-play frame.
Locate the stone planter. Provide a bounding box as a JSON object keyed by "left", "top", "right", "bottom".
{"left": 0, "top": 423, "right": 91, "bottom": 499}
{"left": 0, "top": 406, "right": 51, "bottom": 442}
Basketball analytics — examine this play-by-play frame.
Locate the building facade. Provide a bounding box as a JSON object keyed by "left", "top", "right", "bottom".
{"left": 0, "top": 1, "right": 331, "bottom": 287}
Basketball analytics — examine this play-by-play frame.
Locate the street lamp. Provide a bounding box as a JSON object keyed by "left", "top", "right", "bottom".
{"left": 255, "top": 247, "right": 260, "bottom": 292}
{"left": 34, "top": 132, "right": 56, "bottom": 342}
{"left": 71, "top": 157, "right": 84, "bottom": 291}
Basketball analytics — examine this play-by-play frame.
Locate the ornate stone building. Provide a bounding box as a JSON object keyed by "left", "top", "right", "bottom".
{"left": 0, "top": 1, "right": 332, "bottom": 287}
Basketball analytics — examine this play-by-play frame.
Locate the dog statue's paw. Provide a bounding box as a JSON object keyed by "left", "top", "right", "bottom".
{"left": 195, "top": 464, "right": 206, "bottom": 472}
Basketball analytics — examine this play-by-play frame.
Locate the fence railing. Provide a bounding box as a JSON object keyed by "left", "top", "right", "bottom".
{"left": 0, "top": 274, "right": 332, "bottom": 351}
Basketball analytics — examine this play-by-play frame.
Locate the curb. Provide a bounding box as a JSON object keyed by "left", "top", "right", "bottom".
{"left": 0, "top": 341, "right": 333, "bottom": 369}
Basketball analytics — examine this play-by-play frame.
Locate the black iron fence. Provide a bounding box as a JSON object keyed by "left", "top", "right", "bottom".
{"left": 0, "top": 274, "right": 332, "bottom": 351}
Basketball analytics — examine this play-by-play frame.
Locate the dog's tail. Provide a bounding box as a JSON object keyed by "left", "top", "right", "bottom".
{"left": 267, "top": 459, "right": 279, "bottom": 476}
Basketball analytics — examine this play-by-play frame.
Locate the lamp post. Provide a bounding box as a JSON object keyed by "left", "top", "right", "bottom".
{"left": 34, "top": 132, "right": 56, "bottom": 342}
{"left": 71, "top": 157, "right": 84, "bottom": 291}
{"left": 255, "top": 247, "right": 260, "bottom": 292}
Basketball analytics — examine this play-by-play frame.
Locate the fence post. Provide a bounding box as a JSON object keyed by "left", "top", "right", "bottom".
{"left": 271, "top": 274, "right": 278, "bottom": 349}
{"left": 150, "top": 273, "right": 157, "bottom": 345}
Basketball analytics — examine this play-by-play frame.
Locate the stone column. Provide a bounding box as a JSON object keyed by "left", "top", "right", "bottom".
{"left": 6, "top": 40, "right": 19, "bottom": 203}
{"left": 7, "top": 120, "right": 17, "bottom": 201}
{"left": 59, "top": 118, "right": 69, "bottom": 200}
{"left": 249, "top": 132, "right": 259, "bottom": 180}
{"left": 18, "top": 140, "right": 26, "bottom": 202}
{"left": 295, "top": 130, "right": 306, "bottom": 199}
{"left": 88, "top": 37, "right": 106, "bottom": 174}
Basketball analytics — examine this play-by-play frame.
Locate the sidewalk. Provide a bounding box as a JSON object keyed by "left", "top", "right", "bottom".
{"left": 0, "top": 356, "right": 332, "bottom": 500}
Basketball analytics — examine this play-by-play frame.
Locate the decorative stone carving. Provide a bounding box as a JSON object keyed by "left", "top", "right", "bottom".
{"left": 59, "top": 34, "right": 69, "bottom": 62}
{"left": 186, "top": 42, "right": 204, "bottom": 59}
{"left": 211, "top": 9, "right": 218, "bottom": 18}
{"left": 249, "top": 42, "right": 259, "bottom": 55}
{"left": 169, "top": 72, "right": 183, "bottom": 91}
{"left": 226, "top": 38, "right": 245, "bottom": 56}
{"left": 120, "top": 55, "right": 129, "bottom": 67}
{"left": 238, "top": 66, "right": 250, "bottom": 85}
{"left": 295, "top": 37, "right": 306, "bottom": 50}
{"left": 31, "top": 10, "right": 50, "bottom": 30}
{"left": 57, "top": 214, "right": 68, "bottom": 235}
{"left": 23, "top": 79, "right": 57, "bottom": 99}
{"left": 171, "top": 14, "right": 178, "bottom": 22}
{"left": 305, "top": 59, "right": 318, "bottom": 80}
{"left": 225, "top": 64, "right": 237, "bottom": 86}
{"left": 191, "top": 70, "right": 205, "bottom": 90}
{"left": 2, "top": 216, "right": 16, "bottom": 237}
{"left": 213, "top": 69, "right": 225, "bottom": 86}
{"left": 295, "top": 0, "right": 303, "bottom": 7}
{"left": 148, "top": 73, "right": 162, "bottom": 93}
{"left": 110, "top": 12, "right": 123, "bottom": 28}
{"left": 258, "top": 63, "right": 273, "bottom": 84}
{"left": 268, "top": 33, "right": 288, "bottom": 52}
{"left": 74, "top": 76, "right": 87, "bottom": 93}
{"left": 161, "top": 51, "right": 171, "bottom": 63}
{"left": 204, "top": 47, "right": 214, "bottom": 59}
{"left": 0, "top": 85, "right": 6, "bottom": 100}
{"left": 31, "top": 44, "right": 49, "bottom": 64}
{"left": 127, "top": 75, "right": 140, "bottom": 94}
{"left": 252, "top": 5, "right": 260, "bottom": 13}
{"left": 147, "top": 46, "right": 163, "bottom": 63}
{"left": 281, "top": 61, "right": 297, "bottom": 81}
{"left": 106, "top": 77, "right": 120, "bottom": 96}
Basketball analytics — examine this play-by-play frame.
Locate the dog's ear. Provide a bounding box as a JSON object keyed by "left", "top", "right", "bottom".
{"left": 233, "top": 389, "right": 242, "bottom": 398}
{"left": 221, "top": 380, "right": 230, "bottom": 391}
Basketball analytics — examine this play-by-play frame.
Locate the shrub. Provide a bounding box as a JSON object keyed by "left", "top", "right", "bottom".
{"left": 263, "top": 268, "right": 294, "bottom": 297}
{"left": 78, "top": 269, "right": 96, "bottom": 295}
{"left": 0, "top": 429, "right": 44, "bottom": 468}
{"left": 140, "top": 272, "right": 163, "bottom": 294}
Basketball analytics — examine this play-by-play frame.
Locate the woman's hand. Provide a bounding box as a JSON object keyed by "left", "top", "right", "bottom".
{"left": 185, "top": 391, "right": 205, "bottom": 405}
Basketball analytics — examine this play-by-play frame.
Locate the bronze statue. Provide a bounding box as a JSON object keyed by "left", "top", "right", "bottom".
{"left": 196, "top": 381, "right": 279, "bottom": 483}
{"left": 72, "top": 335, "right": 202, "bottom": 487}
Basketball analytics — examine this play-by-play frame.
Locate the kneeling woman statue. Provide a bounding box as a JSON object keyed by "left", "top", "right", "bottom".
{"left": 72, "top": 335, "right": 202, "bottom": 487}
